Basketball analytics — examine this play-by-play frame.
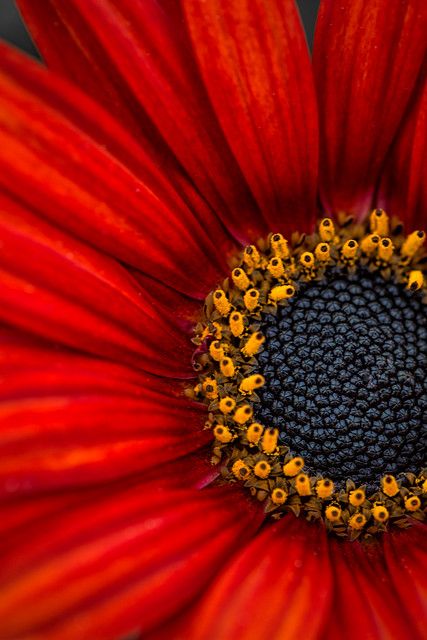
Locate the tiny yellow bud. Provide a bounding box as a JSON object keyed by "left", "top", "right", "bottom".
{"left": 360, "top": 233, "right": 380, "bottom": 255}
{"left": 254, "top": 460, "right": 271, "bottom": 479}
{"left": 244, "top": 288, "right": 260, "bottom": 311}
{"left": 300, "top": 251, "right": 315, "bottom": 268}
{"left": 246, "top": 422, "right": 264, "bottom": 445}
{"left": 229, "top": 311, "right": 244, "bottom": 337}
{"left": 407, "top": 270, "right": 424, "bottom": 291}
{"left": 202, "top": 378, "right": 218, "bottom": 399}
{"left": 213, "top": 425, "right": 233, "bottom": 443}
{"left": 316, "top": 479, "right": 334, "bottom": 499}
{"left": 269, "top": 284, "right": 295, "bottom": 302}
{"left": 271, "top": 487, "right": 288, "bottom": 505}
{"left": 232, "top": 459, "right": 250, "bottom": 480}
{"left": 319, "top": 218, "right": 335, "bottom": 242}
{"left": 348, "top": 513, "right": 367, "bottom": 530}
{"left": 381, "top": 475, "right": 399, "bottom": 497}
{"left": 219, "top": 397, "right": 236, "bottom": 414}
{"left": 341, "top": 239, "right": 359, "bottom": 260}
{"left": 325, "top": 505, "right": 342, "bottom": 522}
{"left": 283, "top": 456, "right": 304, "bottom": 477}
{"left": 220, "top": 358, "right": 235, "bottom": 377}
{"left": 270, "top": 233, "right": 290, "bottom": 259}
{"left": 404, "top": 495, "right": 421, "bottom": 512}
{"left": 372, "top": 503, "right": 389, "bottom": 523}
{"left": 370, "top": 209, "right": 389, "bottom": 236}
{"left": 268, "top": 257, "right": 285, "bottom": 278}
{"left": 213, "top": 289, "right": 231, "bottom": 316}
{"left": 209, "top": 340, "right": 224, "bottom": 362}
{"left": 233, "top": 404, "right": 253, "bottom": 425}
{"left": 239, "top": 374, "right": 265, "bottom": 394}
{"left": 378, "top": 237, "right": 393, "bottom": 262}
{"left": 349, "top": 488, "right": 365, "bottom": 507}
{"left": 401, "top": 230, "right": 425, "bottom": 258}
{"left": 243, "top": 244, "right": 261, "bottom": 269}
{"left": 261, "top": 427, "right": 278, "bottom": 454}
{"left": 315, "top": 242, "right": 331, "bottom": 262}
{"left": 232, "top": 267, "right": 250, "bottom": 291}
{"left": 295, "top": 473, "right": 311, "bottom": 496}
{"left": 241, "top": 332, "right": 265, "bottom": 357}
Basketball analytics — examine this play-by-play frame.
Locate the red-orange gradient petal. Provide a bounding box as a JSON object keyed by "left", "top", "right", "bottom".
{"left": 184, "top": 0, "right": 318, "bottom": 236}
{"left": 0, "top": 486, "right": 263, "bottom": 639}
{"left": 0, "top": 331, "right": 208, "bottom": 493}
{"left": 313, "top": 0, "right": 427, "bottom": 218}
{"left": 0, "top": 43, "right": 229, "bottom": 299}
{"left": 186, "top": 516, "right": 332, "bottom": 640}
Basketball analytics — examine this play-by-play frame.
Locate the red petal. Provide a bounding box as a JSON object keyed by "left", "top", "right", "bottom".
{"left": 17, "top": 0, "right": 266, "bottom": 242}
{"left": 0, "top": 43, "right": 230, "bottom": 298}
{"left": 185, "top": 516, "right": 331, "bottom": 640}
{"left": 0, "top": 330, "right": 208, "bottom": 493}
{"left": 0, "top": 196, "right": 195, "bottom": 376}
{"left": 0, "top": 486, "right": 263, "bottom": 639}
{"left": 379, "top": 81, "right": 427, "bottom": 228}
{"left": 324, "top": 534, "right": 419, "bottom": 639}
{"left": 313, "top": 0, "right": 427, "bottom": 218}
{"left": 183, "top": 0, "right": 318, "bottom": 235}
{"left": 382, "top": 524, "right": 427, "bottom": 638}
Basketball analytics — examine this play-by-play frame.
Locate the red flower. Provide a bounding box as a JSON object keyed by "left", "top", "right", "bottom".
{"left": 0, "top": 1, "right": 426, "bottom": 638}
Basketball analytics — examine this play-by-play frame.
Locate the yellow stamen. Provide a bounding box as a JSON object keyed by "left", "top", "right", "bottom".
{"left": 316, "top": 478, "right": 334, "bottom": 499}
{"left": 372, "top": 503, "right": 389, "bottom": 523}
{"left": 202, "top": 378, "right": 218, "bottom": 399}
{"left": 232, "top": 268, "right": 250, "bottom": 291}
{"left": 300, "top": 251, "right": 315, "bottom": 268}
{"left": 341, "top": 239, "right": 359, "bottom": 260}
{"left": 243, "top": 244, "right": 261, "bottom": 270}
{"left": 239, "top": 374, "right": 265, "bottom": 394}
{"left": 370, "top": 208, "right": 389, "bottom": 236}
{"left": 247, "top": 422, "right": 264, "bottom": 445}
{"left": 270, "top": 233, "right": 290, "bottom": 259}
{"left": 269, "top": 284, "right": 295, "bottom": 303}
{"left": 422, "top": 478, "right": 427, "bottom": 494}
{"left": 404, "top": 495, "right": 421, "bottom": 512}
{"left": 325, "top": 505, "right": 341, "bottom": 522}
{"left": 271, "top": 487, "right": 288, "bottom": 505}
{"left": 233, "top": 404, "right": 253, "bottom": 425}
{"left": 295, "top": 473, "right": 311, "bottom": 496}
{"left": 229, "top": 311, "right": 244, "bottom": 337}
{"left": 348, "top": 513, "right": 367, "bottom": 530}
{"left": 219, "top": 397, "right": 236, "bottom": 414}
{"left": 381, "top": 475, "right": 399, "bottom": 497}
{"left": 261, "top": 427, "right": 278, "bottom": 454}
{"left": 209, "top": 340, "right": 224, "bottom": 362}
{"left": 213, "top": 425, "right": 233, "bottom": 443}
{"left": 232, "top": 459, "right": 250, "bottom": 480}
{"left": 254, "top": 460, "right": 271, "bottom": 479}
{"left": 407, "top": 270, "right": 424, "bottom": 291}
{"left": 220, "top": 358, "right": 235, "bottom": 377}
{"left": 213, "top": 289, "right": 231, "bottom": 316}
{"left": 243, "top": 288, "right": 260, "bottom": 311}
{"left": 360, "top": 233, "right": 380, "bottom": 255}
{"left": 315, "top": 242, "right": 331, "bottom": 262}
{"left": 401, "top": 230, "right": 425, "bottom": 258}
{"left": 319, "top": 218, "right": 335, "bottom": 242}
{"left": 268, "top": 257, "right": 285, "bottom": 278}
{"left": 349, "top": 488, "right": 365, "bottom": 507}
{"left": 378, "top": 237, "right": 393, "bottom": 262}
{"left": 241, "top": 332, "right": 265, "bottom": 357}
{"left": 283, "top": 456, "right": 304, "bottom": 477}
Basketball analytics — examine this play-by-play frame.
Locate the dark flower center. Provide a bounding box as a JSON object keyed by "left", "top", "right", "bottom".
{"left": 256, "top": 269, "right": 427, "bottom": 489}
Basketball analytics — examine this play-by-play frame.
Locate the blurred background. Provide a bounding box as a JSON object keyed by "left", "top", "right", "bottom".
{"left": 0, "top": 0, "right": 320, "bottom": 59}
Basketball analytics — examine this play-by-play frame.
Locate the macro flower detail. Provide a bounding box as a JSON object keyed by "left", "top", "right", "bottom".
{"left": 0, "top": 0, "right": 426, "bottom": 639}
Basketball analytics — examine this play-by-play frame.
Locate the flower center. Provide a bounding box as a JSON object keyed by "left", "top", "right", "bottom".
{"left": 256, "top": 269, "right": 426, "bottom": 490}
{"left": 191, "top": 211, "right": 427, "bottom": 540}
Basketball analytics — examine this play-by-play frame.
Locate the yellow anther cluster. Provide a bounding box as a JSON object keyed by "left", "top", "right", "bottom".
{"left": 192, "top": 212, "right": 426, "bottom": 539}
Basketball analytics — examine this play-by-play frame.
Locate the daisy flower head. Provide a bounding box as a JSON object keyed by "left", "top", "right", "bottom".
{"left": 0, "top": 1, "right": 426, "bottom": 639}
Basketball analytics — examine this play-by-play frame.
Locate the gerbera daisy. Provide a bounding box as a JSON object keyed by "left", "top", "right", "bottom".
{"left": 0, "top": 0, "right": 426, "bottom": 638}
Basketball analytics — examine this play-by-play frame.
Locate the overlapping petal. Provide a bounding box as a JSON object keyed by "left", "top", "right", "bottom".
{"left": 184, "top": 0, "right": 318, "bottom": 235}
{"left": 379, "top": 80, "right": 427, "bottom": 228}
{"left": 16, "top": 0, "right": 267, "bottom": 242}
{"left": 0, "top": 330, "right": 209, "bottom": 493}
{"left": 0, "top": 43, "right": 231, "bottom": 298}
{"left": 0, "top": 196, "right": 197, "bottom": 376}
{"left": 186, "top": 516, "right": 332, "bottom": 640}
{"left": 0, "top": 486, "right": 263, "bottom": 639}
{"left": 313, "top": 0, "right": 427, "bottom": 217}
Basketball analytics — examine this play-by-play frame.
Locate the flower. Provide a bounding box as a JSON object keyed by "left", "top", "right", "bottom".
{"left": 0, "top": 0, "right": 426, "bottom": 638}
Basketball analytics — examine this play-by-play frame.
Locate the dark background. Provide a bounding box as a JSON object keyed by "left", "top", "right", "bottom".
{"left": 0, "top": 0, "right": 320, "bottom": 59}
